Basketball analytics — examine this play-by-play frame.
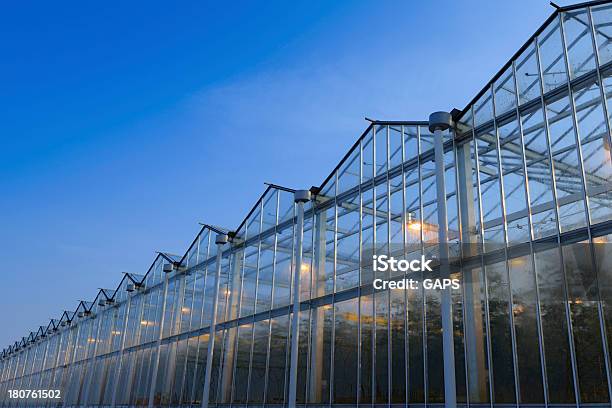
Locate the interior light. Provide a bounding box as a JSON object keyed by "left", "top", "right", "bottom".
{"left": 408, "top": 221, "right": 421, "bottom": 231}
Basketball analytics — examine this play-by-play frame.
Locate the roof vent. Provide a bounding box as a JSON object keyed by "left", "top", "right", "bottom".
{"left": 98, "top": 299, "right": 106, "bottom": 307}
{"left": 77, "top": 312, "right": 84, "bottom": 318}
{"left": 127, "top": 283, "right": 135, "bottom": 292}
{"left": 163, "top": 263, "right": 174, "bottom": 273}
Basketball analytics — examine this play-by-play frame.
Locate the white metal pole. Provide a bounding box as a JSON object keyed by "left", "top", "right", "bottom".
{"left": 431, "top": 112, "right": 457, "bottom": 408}
{"left": 287, "top": 190, "right": 311, "bottom": 408}
{"left": 201, "top": 233, "right": 229, "bottom": 408}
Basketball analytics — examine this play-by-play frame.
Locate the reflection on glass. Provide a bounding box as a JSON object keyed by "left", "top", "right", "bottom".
{"left": 563, "top": 242, "right": 609, "bottom": 403}
{"left": 360, "top": 294, "right": 373, "bottom": 403}
{"left": 485, "top": 261, "right": 516, "bottom": 403}
{"left": 508, "top": 256, "right": 545, "bottom": 403}
{"left": 333, "top": 298, "right": 358, "bottom": 403}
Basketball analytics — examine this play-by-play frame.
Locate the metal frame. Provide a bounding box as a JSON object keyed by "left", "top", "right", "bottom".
{"left": 3, "top": 3, "right": 612, "bottom": 408}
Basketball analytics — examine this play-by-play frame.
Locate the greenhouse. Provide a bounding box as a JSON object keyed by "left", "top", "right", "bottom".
{"left": 2, "top": 1, "right": 612, "bottom": 407}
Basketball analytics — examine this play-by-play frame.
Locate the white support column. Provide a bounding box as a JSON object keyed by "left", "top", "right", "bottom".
{"left": 201, "top": 233, "right": 229, "bottom": 408}
{"left": 288, "top": 189, "right": 311, "bottom": 408}
{"left": 430, "top": 111, "right": 457, "bottom": 408}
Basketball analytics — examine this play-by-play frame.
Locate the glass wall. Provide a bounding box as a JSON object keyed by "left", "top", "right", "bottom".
{"left": 1, "top": 3, "right": 612, "bottom": 408}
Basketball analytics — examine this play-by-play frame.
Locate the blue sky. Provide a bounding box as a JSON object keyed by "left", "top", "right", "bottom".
{"left": 0, "top": 0, "right": 558, "bottom": 346}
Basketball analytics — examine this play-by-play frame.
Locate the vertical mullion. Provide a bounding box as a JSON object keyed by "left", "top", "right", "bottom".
{"left": 372, "top": 126, "right": 378, "bottom": 403}
{"left": 328, "top": 173, "right": 338, "bottom": 406}
{"left": 246, "top": 202, "right": 265, "bottom": 403}
{"left": 386, "top": 125, "right": 392, "bottom": 406}
{"left": 401, "top": 126, "right": 410, "bottom": 407}
{"left": 416, "top": 125, "right": 428, "bottom": 405}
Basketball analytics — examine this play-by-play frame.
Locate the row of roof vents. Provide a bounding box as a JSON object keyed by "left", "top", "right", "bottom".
{"left": 1, "top": 256, "right": 180, "bottom": 359}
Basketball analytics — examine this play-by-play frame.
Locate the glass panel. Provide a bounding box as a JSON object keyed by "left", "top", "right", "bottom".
{"left": 362, "top": 187, "right": 375, "bottom": 285}
{"left": 333, "top": 297, "right": 358, "bottom": 403}
{"left": 375, "top": 290, "right": 389, "bottom": 403}
{"left": 516, "top": 42, "right": 542, "bottom": 105}
{"left": 257, "top": 235, "right": 274, "bottom": 313}
{"left": 574, "top": 77, "right": 612, "bottom": 224}
{"left": 563, "top": 9, "right": 596, "bottom": 79}
{"left": 375, "top": 125, "right": 388, "bottom": 176}
{"left": 426, "top": 288, "right": 443, "bottom": 403}
{"left": 499, "top": 117, "right": 528, "bottom": 216}
{"left": 592, "top": 4, "right": 612, "bottom": 65}
{"left": 336, "top": 194, "right": 360, "bottom": 292}
{"left": 546, "top": 94, "right": 587, "bottom": 232}
{"left": 249, "top": 319, "right": 268, "bottom": 403}
{"left": 594, "top": 235, "right": 612, "bottom": 405}
{"left": 274, "top": 223, "right": 294, "bottom": 308}
{"left": 452, "top": 269, "right": 467, "bottom": 403}
{"left": 192, "top": 334, "right": 209, "bottom": 405}
{"left": 309, "top": 303, "right": 332, "bottom": 404}
{"left": 485, "top": 260, "right": 516, "bottom": 403}
{"left": 296, "top": 310, "right": 310, "bottom": 403}
{"left": 420, "top": 125, "right": 434, "bottom": 153}
{"left": 262, "top": 189, "right": 278, "bottom": 231}
{"left": 463, "top": 264, "right": 490, "bottom": 403}
{"left": 563, "top": 242, "right": 609, "bottom": 403}
{"left": 390, "top": 289, "right": 407, "bottom": 403}
{"left": 240, "top": 244, "right": 258, "bottom": 318}
{"left": 494, "top": 66, "right": 517, "bottom": 116}
{"left": 456, "top": 138, "right": 483, "bottom": 249}
{"left": 474, "top": 88, "right": 494, "bottom": 127}
{"left": 360, "top": 294, "right": 374, "bottom": 403}
{"left": 313, "top": 206, "right": 335, "bottom": 297}
{"left": 338, "top": 148, "right": 361, "bottom": 195}
{"left": 508, "top": 256, "right": 544, "bottom": 403}
{"left": 522, "top": 106, "right": 558, "bottom": 235}
{"left": 531, "top": 208, "right": 558, "bottom": 240}
{"left": 404, "top": 125, "right": 419, "bottom": 160}
{"left": 362, "top": 130, "right": 375, "bottom": 182}
{"left": 538, "top": 16, "right": 568, "bottom": 93}
{"left": 266, "top": 315, "right": 288, "bottom": 404}
{"left": 389, "top": 125, "right": 403, "bottom": 169}
{"left": 232, "top": 324, "right": 252, "bottom": 403}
